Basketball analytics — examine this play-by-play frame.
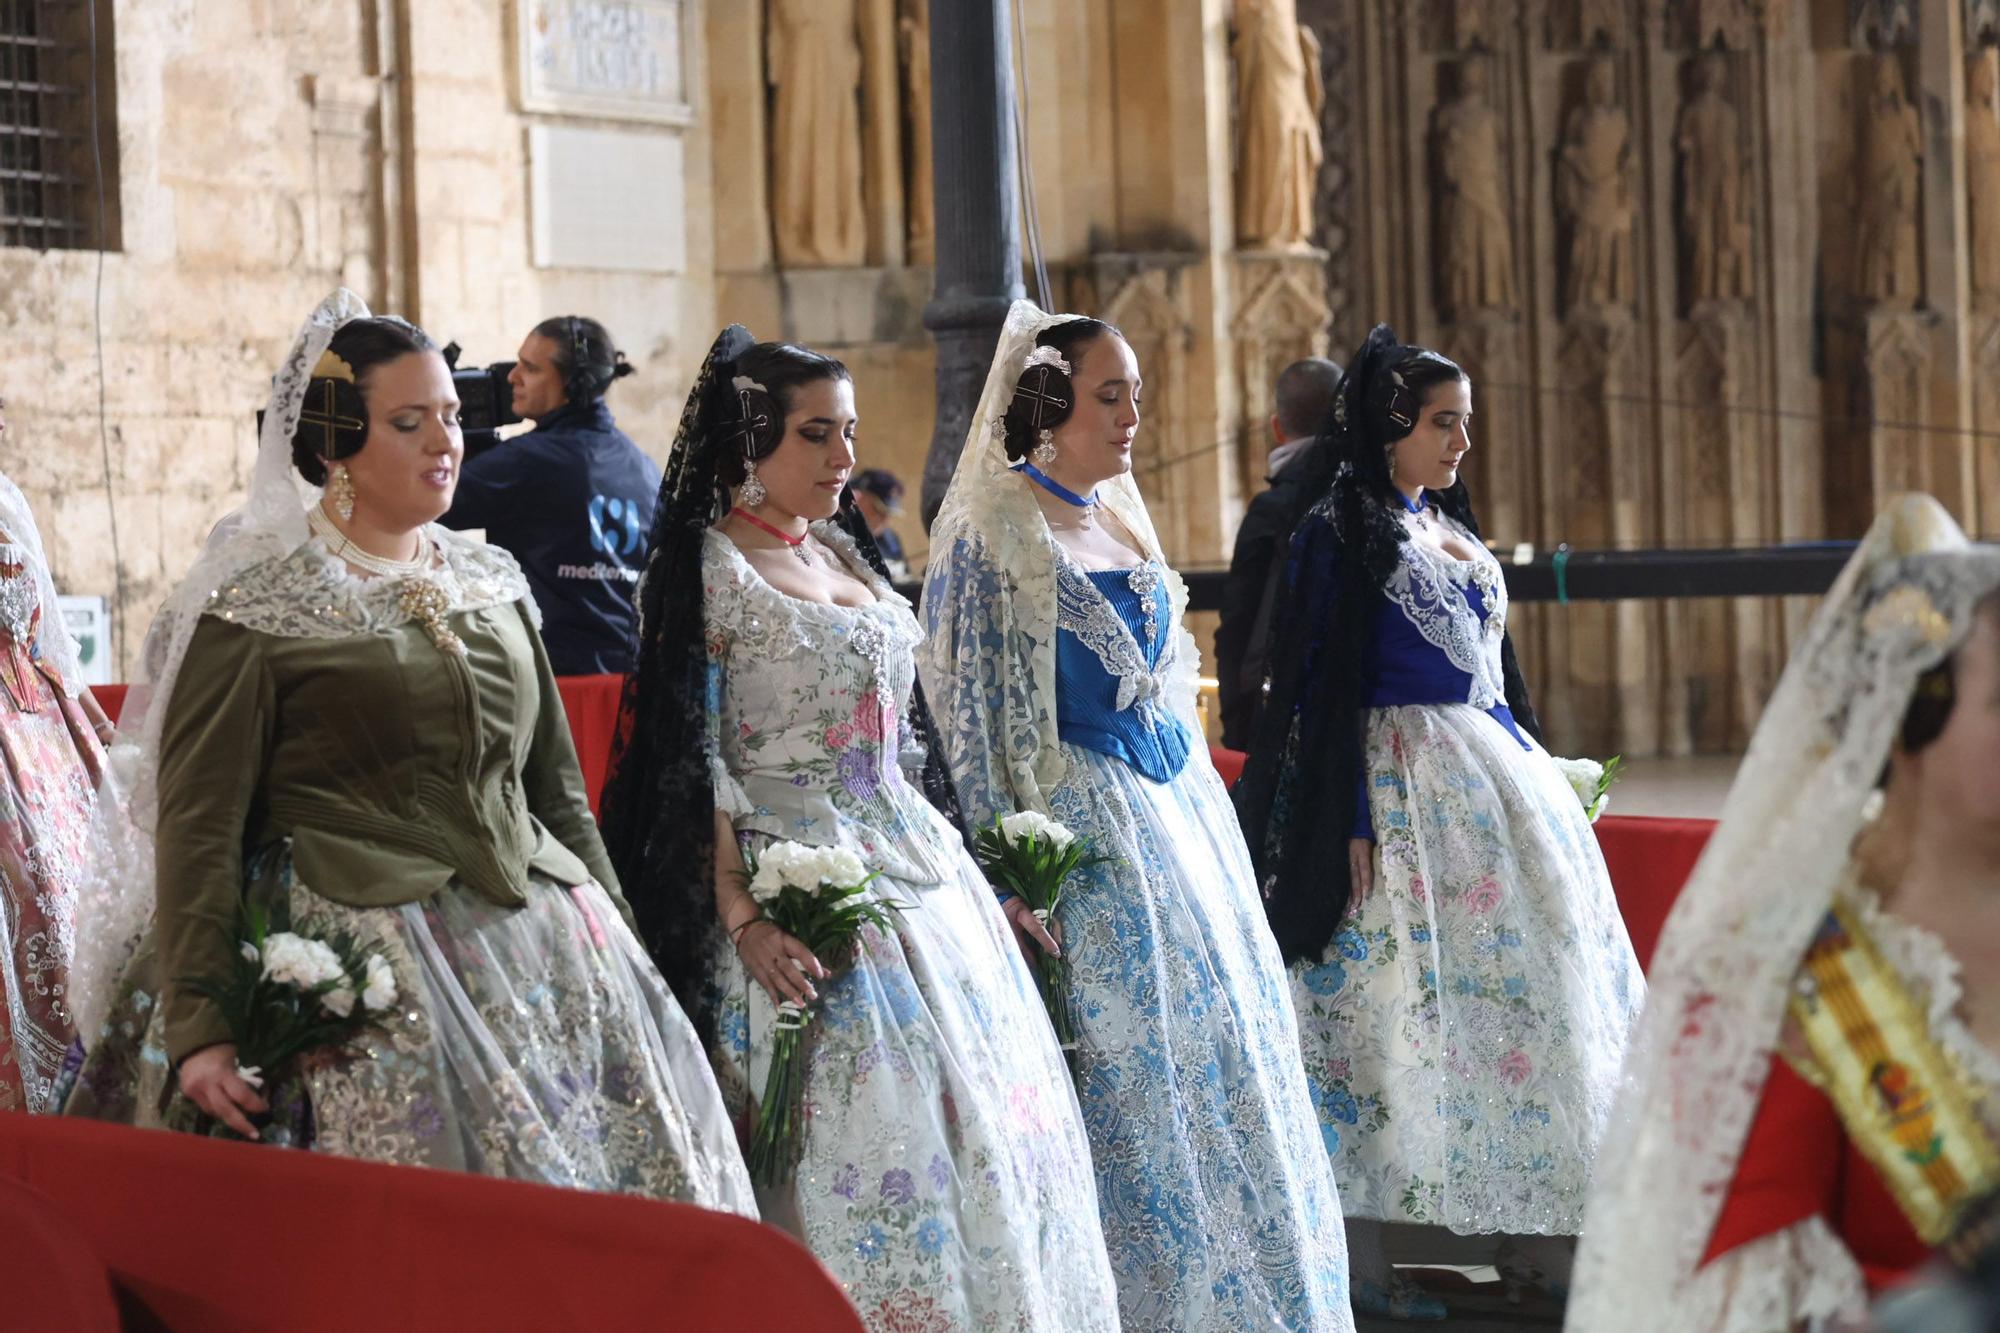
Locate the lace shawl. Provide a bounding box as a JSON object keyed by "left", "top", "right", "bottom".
{"left": 0, "top": 471, "right": 85, "bottom": 695}
{"left": 920, "top": 300, "right": 1202, "bottom": 828}
{"left": 1567, "top": 496, "right": 2000, "bottom": 1333}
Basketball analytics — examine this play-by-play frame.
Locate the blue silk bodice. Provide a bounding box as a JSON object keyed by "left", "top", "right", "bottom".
{"left": 1053, "top": 562, "right": 1191, "bottom": 784}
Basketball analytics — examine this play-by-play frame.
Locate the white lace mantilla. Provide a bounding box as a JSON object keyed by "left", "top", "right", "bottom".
{"left": 1384, "top": 514, "right": 1508, "bottom": 709}
{"left": 1053, "top": 550, "right": 1173, "bottom": 714}
{"left": 206, "top": 525, "right": 534, "bottom": 639}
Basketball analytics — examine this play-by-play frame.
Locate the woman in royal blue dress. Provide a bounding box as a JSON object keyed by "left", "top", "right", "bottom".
{"left": 920, "top": 300, "right": 1354, "bottom": 1333}
{"left": 1233, "top": 325, "right": 1643, "bottom": 1318}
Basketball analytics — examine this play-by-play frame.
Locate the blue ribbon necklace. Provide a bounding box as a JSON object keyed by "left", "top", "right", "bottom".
{"left": 1016, "top": 461, "right": 1100, "bottom": 527}
{"left": 1398, "top": 488, "right": 1427, "bottom": 515}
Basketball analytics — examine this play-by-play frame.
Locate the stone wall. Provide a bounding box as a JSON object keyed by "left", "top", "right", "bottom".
{"left": 0, "top": 0, "right": 713, "bottom": 677}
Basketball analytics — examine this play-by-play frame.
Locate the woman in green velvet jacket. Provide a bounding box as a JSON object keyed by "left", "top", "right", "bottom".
{"left": 65, "top": 295, "right": 755, "bottom": 1213}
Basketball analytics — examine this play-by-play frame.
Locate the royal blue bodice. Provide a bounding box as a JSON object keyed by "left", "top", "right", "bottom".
{"left": 1053, "top": 564, "right": 1191, "bottom": 784}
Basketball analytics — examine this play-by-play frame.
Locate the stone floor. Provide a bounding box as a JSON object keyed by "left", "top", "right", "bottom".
{"left": 1605, "top": 752, "right": 1739, "bottom": 820}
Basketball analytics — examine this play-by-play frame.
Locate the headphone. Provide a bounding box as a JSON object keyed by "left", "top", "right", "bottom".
{"left": 560, "top": 316, "right": 622, "bottom": 404}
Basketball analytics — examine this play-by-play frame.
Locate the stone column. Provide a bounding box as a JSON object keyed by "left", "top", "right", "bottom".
{"left": 918, "top": 0, "right": 1025, "bottom": 527}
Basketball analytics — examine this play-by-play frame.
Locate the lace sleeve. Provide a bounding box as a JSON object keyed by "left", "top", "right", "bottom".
{"left": 1676, "top": 1218, "right": 1869, "bottom": 1333}
{"left": 919, "top": 527, "right": 1048, "bottom": 827}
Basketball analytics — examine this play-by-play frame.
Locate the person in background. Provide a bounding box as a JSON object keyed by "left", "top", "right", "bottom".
{"left": 1214, "top": 356, "right": 1342, "bottom": 751}
{"left": 845, "top": 467, "right": 908, "bottom": 578}
{"left": 441, "top": 316, "right": 659, "bottom": 676}
{"left": 0, "top": 393, "right": 113, "bottom": 1112}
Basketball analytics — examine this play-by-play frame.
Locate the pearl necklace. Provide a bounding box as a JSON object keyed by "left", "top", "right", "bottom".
{"left": 308, "top": 504, "right": 434, "bottom": 578}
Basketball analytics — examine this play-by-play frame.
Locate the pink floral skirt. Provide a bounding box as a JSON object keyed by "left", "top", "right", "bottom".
{"left": 1288, "top": 703, "right": 1643, "bottom": 1234}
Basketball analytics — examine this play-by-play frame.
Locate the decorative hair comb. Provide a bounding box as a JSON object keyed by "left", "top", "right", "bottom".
{"left": 1023, "top": 346, "right": 1073, "bottom": 376}
{"left": 312, "top": 349, "right": 357, "bottom": 383}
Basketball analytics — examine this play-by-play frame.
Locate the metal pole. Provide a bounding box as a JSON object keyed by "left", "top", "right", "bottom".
{"left": 918, "top": 0, "right": 1024, "bottom": 529}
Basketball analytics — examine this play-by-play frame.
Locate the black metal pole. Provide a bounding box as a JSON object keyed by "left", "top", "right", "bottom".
{"left": 918, "top": 0, "right": 1024, "bottom": 529}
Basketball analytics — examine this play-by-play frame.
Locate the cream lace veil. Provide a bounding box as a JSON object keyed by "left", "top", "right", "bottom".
{"left": 0, "top": 471, "right": 86, "bottom": 695}
{"left": 1567, "top": 494, "right": 2000, "bottom": 1329}
{"left": 919, "top": 299, "right": 1201, "bottom": 815}
{"left": 71, "top": 288, "right": 371, "bottom": 1040}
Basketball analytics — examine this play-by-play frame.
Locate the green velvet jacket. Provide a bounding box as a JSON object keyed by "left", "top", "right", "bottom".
{"left": 153, "top": 530, "right": 626, "bottom": 1063}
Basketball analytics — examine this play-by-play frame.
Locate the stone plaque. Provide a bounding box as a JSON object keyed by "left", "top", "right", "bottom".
{"left": 528, "top": 124, "right": 686, "bottom": 272}
{"left": 518, "top": 0, "right": 693, "bottom": 125}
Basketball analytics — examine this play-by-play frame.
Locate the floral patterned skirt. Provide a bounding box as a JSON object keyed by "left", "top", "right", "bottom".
{"left": 65, "top": 850, "right": 756, "bottom": 1215}
{"left": 0, "top": 676, "right": 102, "bottom": 1113}
{"left": 1048, "top": 744, "right": 1354, "bottom": 1333}
{"left": 712, "top": 824, "right": 1118, "bottom": 1333}
{"left": 1291, "top": 703, "right": 1644, "bottom": 1234}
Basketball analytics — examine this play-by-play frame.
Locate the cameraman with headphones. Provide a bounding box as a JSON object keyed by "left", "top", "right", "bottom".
{"left": 441, "top": 316, "right": 660, "bottom": 675}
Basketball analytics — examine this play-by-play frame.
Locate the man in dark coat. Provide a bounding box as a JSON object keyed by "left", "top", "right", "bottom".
{"left": 1215, "top": 356, "right": 1343, "bottom": 751}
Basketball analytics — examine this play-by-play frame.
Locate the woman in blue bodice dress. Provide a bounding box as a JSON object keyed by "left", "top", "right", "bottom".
{"left": 1234, "top": 325, "right": 1644, "bottom": 1319}
{"left": 921, "top": 301, "right": 1354, "bottom": 1333}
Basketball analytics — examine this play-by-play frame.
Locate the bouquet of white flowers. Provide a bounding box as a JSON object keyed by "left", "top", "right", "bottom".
{"left": 1552, "top": 754, "right": 1623, "bottom": 824}
{"left": 972, "top": 811, "right": 1108, "bottom": 1072}
{"left": 740, "top": 840, "right": 900, "bottom": 1185}
{"left": 182, "top": 904, "right": 399, "bottom": 1135}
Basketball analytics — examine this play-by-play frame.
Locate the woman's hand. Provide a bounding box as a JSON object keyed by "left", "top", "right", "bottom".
{"left": 735, "top": 920, "right": 829, "bottom": 1007}
{"left": 177, "top": 1042, "right": 268, "bottom": 1139}
{"left": 1001, "top": 897, "right": 1062, "bottom": 963}
{"left": 1346, "top": 837, "right": 1376, "bottom": 912}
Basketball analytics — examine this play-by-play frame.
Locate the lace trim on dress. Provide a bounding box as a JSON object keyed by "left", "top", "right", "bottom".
{"left": 1382, "top": 515, "right": 1509, "bottom": 709}
{"left": 1052, "top": 547, "right": 1171, "bottom": 715}
{"left": 205, "top": 526, "right": 532, "bottom": 640}
{"left": 1683, "top": 1216, "right": 1869, "bottom": 1333}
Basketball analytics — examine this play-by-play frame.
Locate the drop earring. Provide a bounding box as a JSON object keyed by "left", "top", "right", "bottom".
{"left": 1032, "top": 429, "right": 1058, "bottom": 468}
{"left": 739, "top": 462, "right": 767, "bottom": 509}
{"left": 327, "top": 462, "right": 356, "bottom": 522}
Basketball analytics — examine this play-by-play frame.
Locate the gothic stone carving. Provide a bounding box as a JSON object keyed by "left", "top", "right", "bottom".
{"left": 1856, "top": 53, "right": 1922, "bottom": 309}
{"left": 1234, "top": 0, "right": 1325, "bottom": 250}
{"left": 899, "top": 0, "right": 933, "bottom": 266}
{"left": 1676, "top": 52, "right": 1752, "bottom": 306}
{"left": 1432, "top": 55, "right": 1518, "bottom": 318}
{"left": 769, "top": 0, "right": 867, "bottom": 267}
{"left": 1558, "top": 57, "right": 1637, "bottom": 313}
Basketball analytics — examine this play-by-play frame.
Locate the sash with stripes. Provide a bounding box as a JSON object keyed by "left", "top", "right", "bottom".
{"left": 1788, "top": 902, "right": 2000, "bottom": 1244}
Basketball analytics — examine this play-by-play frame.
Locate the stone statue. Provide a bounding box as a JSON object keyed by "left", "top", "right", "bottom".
{"left": 1557, "top": 57, "right": 1636, "bottom": 312}
{"left": 900, "top": 0, "right": 934, "bottom": 266}
{"left": 1969, "top": 51, "right": 2000, "bottom": 306}
{"left": 1855, "top": 53, "right": 1922, "bottom": 309}
{"left": 1675, "top": 53, "right": 1752, "bottom": 305}
{"left": 768, "top": 0, "right": 867, "bottom": 268}
{"left": 1233, "top": 0, "right": 1324, "bottom": 250}
{"left": 1431, "top": 56, "right": 1516, "bottom": 318}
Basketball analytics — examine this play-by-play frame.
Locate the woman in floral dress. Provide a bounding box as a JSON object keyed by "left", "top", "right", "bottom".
{"left": 0, "top": 427, "right": 111, "bottom": 1111}
{"left": 600, "top": 327, "right": 1116, "bottom": 1333}
{"left": 1234, "top": 325, "right": 1643, "bottom": 1317}
{"left": 919, "top": 302, "right": 1354, "bottom": 1333}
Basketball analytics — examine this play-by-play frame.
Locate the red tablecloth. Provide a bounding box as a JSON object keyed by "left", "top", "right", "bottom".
{"left": 0, "top": 1114, "right": 862, "bottom": 1333}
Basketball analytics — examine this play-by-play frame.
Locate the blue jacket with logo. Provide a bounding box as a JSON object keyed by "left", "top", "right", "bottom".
{"left": 441, "top": 398, "right": 661, "bottom": 675}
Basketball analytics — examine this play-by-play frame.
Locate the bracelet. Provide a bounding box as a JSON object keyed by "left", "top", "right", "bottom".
{"left": 729, "top": 916, "right": 768, "bottom": 945}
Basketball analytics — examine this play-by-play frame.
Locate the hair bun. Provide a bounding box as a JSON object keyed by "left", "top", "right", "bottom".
{"left": 611, "top": 353, "right": 637, "bottom": 381}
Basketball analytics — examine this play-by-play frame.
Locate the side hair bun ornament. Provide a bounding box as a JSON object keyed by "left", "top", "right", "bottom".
{"left": 1023, "top": 346, "right": 1072, "bottom": 376}
{"left": 312, "top": 349, "right": 358, "bottom": 383}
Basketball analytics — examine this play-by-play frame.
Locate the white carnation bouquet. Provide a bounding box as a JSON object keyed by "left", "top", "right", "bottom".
{"left": 971, "top": 811, "right": 1108, "bottom": 1071}
{"left": 182, "top": 904, "right": 399, "bottom": 1135}
{"left": 1552, "top": 754, "right": 1623, "bottom": 823}
{"left": 740, "top": 839, "right": 900, "bottom": 1185}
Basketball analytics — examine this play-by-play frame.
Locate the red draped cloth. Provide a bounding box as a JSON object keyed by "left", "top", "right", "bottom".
{"left": 0, "top": 1113, "right": 862, "bottom": 1331}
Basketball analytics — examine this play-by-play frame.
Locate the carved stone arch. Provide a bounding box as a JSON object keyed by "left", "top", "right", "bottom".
{"left": 1863, "top": 312, "right": 1931, "bottom": 501}
{"left": 1231, "top": 259, "right": 1333, "bottom": 493}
